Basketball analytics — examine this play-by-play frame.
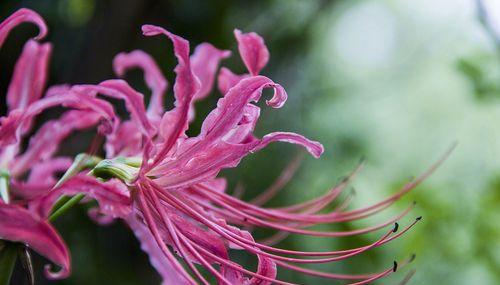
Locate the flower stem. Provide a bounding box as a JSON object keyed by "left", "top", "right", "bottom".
{"left": 48, "top": 194, "right": 85, "bottom": 222}
{"left": 0, "top": 243, "right": 18, "bottom": 285}
{"left": 49, "top": 154, "right": 102, "bottom": 221}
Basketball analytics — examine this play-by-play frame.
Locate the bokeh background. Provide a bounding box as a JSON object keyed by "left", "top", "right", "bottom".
{"left": 1, "top": 0, "right": 500, "bottom": 284}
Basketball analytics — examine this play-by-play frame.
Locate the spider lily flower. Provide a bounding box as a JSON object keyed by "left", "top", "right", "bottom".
{"left": 60, "top": 25, "right": 432, "bottom": 285}
{"left": 0, "top": 9, "right": 118, "bottom": 279}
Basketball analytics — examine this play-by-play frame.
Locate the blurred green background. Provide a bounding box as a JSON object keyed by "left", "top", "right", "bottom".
{"left": 2, "top": 0, "right": 500, "bottom": 284}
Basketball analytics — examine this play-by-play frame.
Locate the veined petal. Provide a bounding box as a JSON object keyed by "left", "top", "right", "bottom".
{"left": 151, "top": 141, "right": 254, "bottom": 189}
{"left": 191, "top": 43, "right": 230, "bottom": 100}
{"left": 141, "top": 25, "right": 200, "bottom": 168}
{"left": 0, "top": 203, "right": 70, "bottom": 279}
{"left": 113, "top": 50, "right": 168, "bottom": 121}
{"left": 234, "top": 29, "right": 269, "bottom": 76}
{"left": 150, "top": 76, "right": 287, "bottom": 184}
{"left": 7, "top": 40, "right": 51, "bottom": 111}
{"left": 0, "top": 8, "right": 47, "bottom": 49}
{"left": 217, "top": 67, "right": 249, "bottom": 96}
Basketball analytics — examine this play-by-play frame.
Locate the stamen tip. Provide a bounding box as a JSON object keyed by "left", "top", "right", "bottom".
{"left": 413, "top": 200, "right": 417, "bottom": 206}
{"left": 393, "top": 222, "right": 399, "bottom": 233}
{"left": 416, "top": 216, "right": 422, "bottom": 221}
{"left": 393, "top": 261, "right": 398, "bottom": 272}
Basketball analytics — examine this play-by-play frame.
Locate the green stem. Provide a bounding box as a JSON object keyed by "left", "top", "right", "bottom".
{"left": 49, "top": 154, "right": 102, "bottom": 221}
{"left": 49, "top": 194, "right": 85, "bottom": 222}
{"left": 0, "top": 243, "right": 18, "bottom": 285}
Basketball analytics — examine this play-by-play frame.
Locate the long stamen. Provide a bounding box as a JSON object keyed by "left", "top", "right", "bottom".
{"left": 144, "top": 184, "right": 232, "bottom": 285}
{"left": 154, "top": 184, "right": 416, "bottom": 263}
{"left": 193, "top": 187, "right": 412, "bottom": 237}
{"left": 135, "top": 186, "right": 197, "bottom": 285}
{"left": 142, "top": 189, "right": 211, "bottom": 285}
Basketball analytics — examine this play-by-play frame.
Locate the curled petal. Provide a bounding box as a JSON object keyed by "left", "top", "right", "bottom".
{"left": 141, "top": 25, "right": 200, "bottom": 168}
{"left": 7, "top": 40, "right": 51, "bottom": 111}
{"left": 0, "top": 203, "right": 70, "bottom": 279}
{"left": 254, "top": 132, "right": 324, "bottom": 159}
{"left": 199, "top": 76, "right": 286, "bottom": 142}
{"left": 113, "top": 50, "right": 168, "bottom": 121}
{"left": 234, "top": 29, "right": 269, "bottom": 76}
{"left": 217, "top": 67, "right": 249, "bottom": 96}
{"left": 0, "top": 8, "right": 47, "bottom": 49}
{"left": 191, "top": 43, "right": 230, "bottom": 100}
{"left": 0, "top": 91, "right": 116, "bottom": 147}
{"left": 150, "top": 77, "right": 289, "bottom": 185}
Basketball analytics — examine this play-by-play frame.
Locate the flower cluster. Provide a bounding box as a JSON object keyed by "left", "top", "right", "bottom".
{"left": 0, "top": 8, "right": 431, "bottom": 285}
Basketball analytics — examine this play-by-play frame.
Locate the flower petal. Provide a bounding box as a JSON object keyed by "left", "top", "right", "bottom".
{"left": 234, "top": 29, "right": 269, "bottom": 76}
{"left": 254, "top": 132, "right": 324, "bottom": 159}
{"left": 0, "top": 91, "right": 117, "bottom": 147}
{"left": 6, "top": 40, "right": 51, "bottom": 111}
{"left": 105, "top": 120, "right": 143, "bottom": 157}
{"left": 113, "top": 50, "right": 168, "bottom": 121}
{"left": 191, "top": 43, "right": 230, "bottom": 101}
{"left": 0, "top": 8, "right": 47, "bottom": 49}
{"left": 11, "top": 157, "right": 72, "bottom": 199}
{"left": 141, "top": 25, "right": 200, "bottom": 168}
{"left": 151, "top": 77, "right": 321, "bottom": 188}
{"left": 217, "top": 67, "right": 249, "bottom": 96}
{"left": 0, "top": 203, "right": 70, "bottom": 279}
{"left": 31, "top": 175, "right": 131, "bottom": 219}
{"left": 73, "top": 80, "right": 156, "bottom": 138}
{"left": 150, "top": 77, "right": 281, "bottom": 177}
{"left": 9, "top": 110, "right": 101, "bottom": 176}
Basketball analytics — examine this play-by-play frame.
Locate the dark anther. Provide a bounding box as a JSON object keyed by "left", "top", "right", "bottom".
{"left": 416, "top": 216, "right": 422, "bottom": 221}
{"left": 393, "top": 261, "right": 398, "bottom": 272}
{"left": 412, "top": 200, "right": 417, "bottom": 206}
{"left": 393, "top": 222, "right": 399, "bottom": 233}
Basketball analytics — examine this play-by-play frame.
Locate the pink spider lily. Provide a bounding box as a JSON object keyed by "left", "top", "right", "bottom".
{"left": 42, "top": 23, "right": 436, "bottom": 284}
{"left": 0, "top": 9, "right": 117, "bottom": 279}
{"left": 0, "top": 8, "right": 438, "bottom": 284}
